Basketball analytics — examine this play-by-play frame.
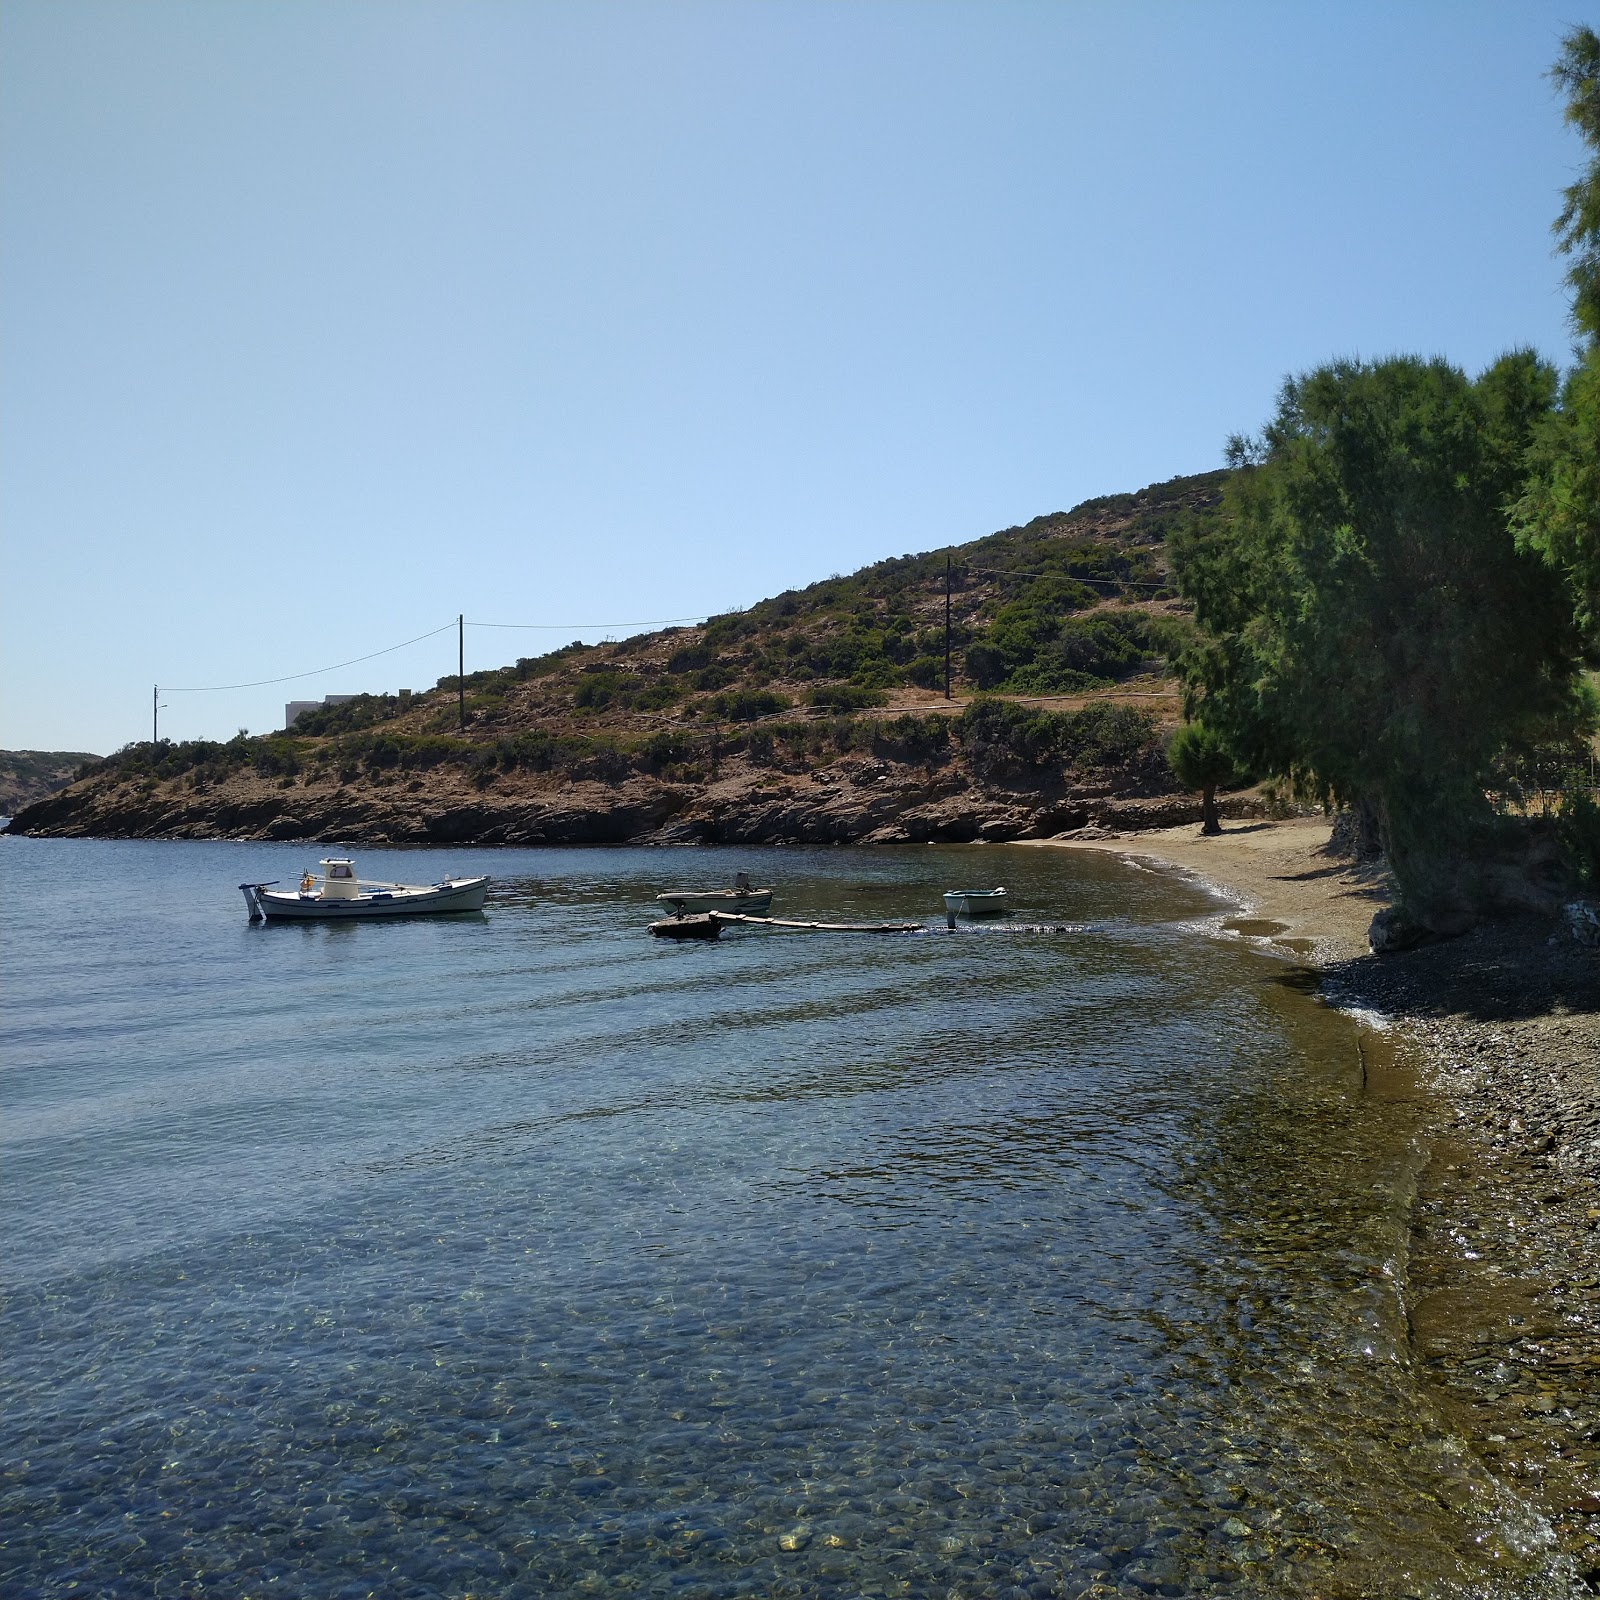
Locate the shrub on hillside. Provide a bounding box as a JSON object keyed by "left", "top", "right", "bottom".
{"left": 289, "top": 694, "right": 402, "bottom": 735}
{"left": 806, "top": 684, "right": 887, "bottom": 712}
{"left": 957, "top": 697, "right": 1158, "bottom": 781}
{"left": 703, "top": 688, "right": 792, "bottom": 722}
{"left": 870, "top": 714, "right": 953, "bottom": 763}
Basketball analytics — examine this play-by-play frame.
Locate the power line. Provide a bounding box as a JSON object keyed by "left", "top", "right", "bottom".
{"left": 158, "top": 614, "right": 711, "bottom": 699}
{"left": 158, "top": 571, "right": 1168, "bottom": 704}
{"left": 468, "top": 615, "right": 709, "bottom": 630}
{"left": 164, "top": 622, "right": 457, "bottom": 692}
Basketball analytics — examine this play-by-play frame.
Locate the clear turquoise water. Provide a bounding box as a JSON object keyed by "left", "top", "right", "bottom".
{"left": 0, "top": 838, "right": 1564, "bottom": 1598}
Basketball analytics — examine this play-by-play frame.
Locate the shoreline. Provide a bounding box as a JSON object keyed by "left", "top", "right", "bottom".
{"left": 1038, "top": 818, "right": 1600, "bottom": 1582}
{"left": 1024, "top": 814, "right": 1387, "bottom": 966}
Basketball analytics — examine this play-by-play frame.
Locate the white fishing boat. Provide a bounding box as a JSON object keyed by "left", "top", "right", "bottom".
{"left": 943, "top": 887, "right": 1009, "bottom": 920}
{"left": 240, "top": 858, "right": 489, "bottom": 920}
{"left": 656, "top": 872, "right": 773, "bottom": 916}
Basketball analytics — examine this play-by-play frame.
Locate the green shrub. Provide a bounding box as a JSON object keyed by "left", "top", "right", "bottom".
{"left": 573, "top": 672, "right": 627, "bottom": 710}
{"left": 806, "top": 684, "right": 887, "bottom": 711}
{"left": 1559, "top": 787, "right": 1600, "bottom": 886}
{"left": 633, "top": 679, "right": 682, "bottom": 711}
{"left": 512, "top": 641, "right": 590, "bottom": 679}
{"left": 703, "top": 688, "right": 792, "bottom": 722}
{"left": 871, "top": 714, "right": 952, "bottom": 762}
{"left": 641, "top": 731, "right": 696, "bottom": 771}
{"left": 956, "top": 697, "right": 1158, "bottom": 780}
{"left": 289, "top": 694, "right": 402, "bottom": 735}
{"left": 666, "top": 643, "right": 712, "bottom": 674}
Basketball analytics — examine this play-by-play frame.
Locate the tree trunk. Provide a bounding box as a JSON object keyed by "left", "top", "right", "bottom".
{"left": 1201, "top": 784, "right": 1220, "bottom": 835}
{"left": 1354, "top": 793, "right": 1383, "bottom": 859}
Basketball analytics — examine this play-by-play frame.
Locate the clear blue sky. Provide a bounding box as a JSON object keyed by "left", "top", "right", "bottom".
{"left": 2, "top": 0, "right": 1592, "bottom": 754}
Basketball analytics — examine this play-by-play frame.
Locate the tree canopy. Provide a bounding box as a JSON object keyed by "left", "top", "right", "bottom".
{"left": 1172, "top": 351, "right": 1594, "bottom": 917}
{"left": 1166, "top": 721, "right": 1242, "bottom": 835}
{"left": 1512, "top": 25, "right": 1600, "bottom": 642}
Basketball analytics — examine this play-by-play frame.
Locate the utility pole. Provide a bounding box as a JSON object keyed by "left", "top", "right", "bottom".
{"left": 944, "top": 556, "right": 952, "bottom": 701}
{"left": 153, "top": 684, "right": 159, "bottom": 746}
{"left": 458, "top": 614, "right": 465, "bottom": 731}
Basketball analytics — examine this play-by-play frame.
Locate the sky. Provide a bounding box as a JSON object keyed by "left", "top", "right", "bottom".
{"left": 2, "top": 0, "right": 1594, "bottom": 755}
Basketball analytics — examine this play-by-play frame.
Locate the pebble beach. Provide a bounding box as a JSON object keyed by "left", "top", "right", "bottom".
{"left": 1041, "top": 818, "right": 1600, "bottom": 1585}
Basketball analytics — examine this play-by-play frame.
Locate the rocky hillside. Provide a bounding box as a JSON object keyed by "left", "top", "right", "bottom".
{"left": 0, "top": 750, "right": 100, "bottom": 815}
{"left": 7, "top": 471, "right": 1254, "bottom": 845}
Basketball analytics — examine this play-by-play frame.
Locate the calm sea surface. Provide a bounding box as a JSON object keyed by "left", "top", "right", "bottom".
{"left": 0, "top": 838, "right": 1568, "bottom": 1598}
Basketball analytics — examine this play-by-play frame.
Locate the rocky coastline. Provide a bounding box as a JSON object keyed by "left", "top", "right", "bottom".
{"left": 1, "top": 756, "right": 1256, "bottom": 847}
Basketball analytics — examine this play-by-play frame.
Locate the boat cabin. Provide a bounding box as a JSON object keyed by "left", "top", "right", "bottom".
{"left": 320, "top": 858, "right": 359, "bottom": 900}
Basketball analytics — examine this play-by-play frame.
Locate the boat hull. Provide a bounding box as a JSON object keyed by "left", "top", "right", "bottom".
{"left": 655, "top": 889, "right": 773, "bottom": 915}
{"left": 243, "top": 877, "right": 489, "bottom": 919}
{"left": 943, "top": 889, "right": 1008, "bottom": 918}
{"left": 649, "top": 913, "right": 722, "bottom": 940}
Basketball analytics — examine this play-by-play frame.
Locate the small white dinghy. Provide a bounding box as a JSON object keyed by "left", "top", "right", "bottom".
{"left": 656, "top": 872, "right": 773, "bottom": 916}
{"left": 241, "top": 858, "right": 489, "bottom": 920}
{"left": 943, "top": 887, "right": 1009, "bottom": 924}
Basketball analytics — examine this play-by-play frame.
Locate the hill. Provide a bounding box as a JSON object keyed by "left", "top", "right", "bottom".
{"left": 0, "top": 751, "right": 101, "bottom": 815}
{"left": 6, "top": 471, "right": 1260, "bottom": 845}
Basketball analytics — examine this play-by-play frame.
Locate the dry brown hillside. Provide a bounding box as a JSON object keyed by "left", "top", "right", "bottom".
{"left": 8, "top": 471, "right": 1251, "bottom": 844}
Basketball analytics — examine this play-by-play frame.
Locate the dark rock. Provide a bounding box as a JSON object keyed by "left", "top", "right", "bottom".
{"left": 1565, "top": 901, "right": 1600, "bottom": 949}
{"left": 1369, "top": 905, "right": 1433, "bottom": 956}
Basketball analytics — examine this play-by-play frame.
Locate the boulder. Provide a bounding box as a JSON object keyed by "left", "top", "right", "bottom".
{"left": 1565, "top": 900, "right": 1600, "bottom": 949}
{"left": 1368, "top": 905, "right": 1432, "bottom": 956}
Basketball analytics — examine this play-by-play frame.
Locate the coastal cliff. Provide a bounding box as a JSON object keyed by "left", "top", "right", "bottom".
{"left": 3, "top": 724, "right": 1254, "bottom": 846}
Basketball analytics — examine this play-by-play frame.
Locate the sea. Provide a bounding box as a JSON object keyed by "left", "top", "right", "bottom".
{"left": 0, "top": 836, "right": 1574, "bottom": 1598}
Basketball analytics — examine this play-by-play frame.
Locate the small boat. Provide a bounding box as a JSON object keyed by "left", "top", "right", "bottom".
{"left": 943, "top": 887, "right": 1009, "bottom": 922}
{"left": 649, "top": 913, "right": 722, "bottom": 941}
{"left": 241, "top": 858, "right": 489, "bottom": 920}
{"left": 656, "top": 871, "right": 773, "bottom": 916}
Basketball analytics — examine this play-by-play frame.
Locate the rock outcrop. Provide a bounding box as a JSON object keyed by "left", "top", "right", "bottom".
{"left": 3, "top": 755, "right": 1252, "bottom": 848}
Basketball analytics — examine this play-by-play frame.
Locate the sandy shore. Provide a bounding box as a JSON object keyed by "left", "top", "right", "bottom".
{"left": 1034, "top": 817, "right": 1600, "bottom": 1581}
{"left": 1025, "top": 814, "right": 1387, "bottom": 963}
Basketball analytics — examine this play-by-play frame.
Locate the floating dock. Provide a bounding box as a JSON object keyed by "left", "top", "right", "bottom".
{"left": 709, "top": 911, "right": 924, "bottom": 934}
{"left": 649, "top": 912, "right": 1089, "bottom": 941}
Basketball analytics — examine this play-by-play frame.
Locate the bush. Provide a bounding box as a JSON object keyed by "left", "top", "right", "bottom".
{"left": 633, "top": 679, "right": 682, "bottom": 711}
{"left": 703, "top": 689, "right": 792, "bottom": 722}
{"left": 965, "top": 609, "right": 1160, "bottom": 694}
{"left": 665, "top": 643, "right": 712, "bottom": 674}
{"left": 641, "top": 731, "right": 696, "bottom": 771}
{"left": 964, "top": 643, "right": 1008, "bottom": 691}
{"left": 1559, "top": 787, "right": 1600, "bottom": 887}
{"left": 512, "top": 641, "right": 590, "bottom": 679}
{"left": 573, "top": 673, "right": 627, "bottom": 711}
{"left": 289, "top": 694, "right": 403, "bottom": 735}
{"left": 806, "top": 684, "right": 887, "bottom": 712}
{"left": 871, "top": 714, "right": 952, "bottom": 762}
{"left": 957, "top": 697, "right": 1158, "bottom": 780}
